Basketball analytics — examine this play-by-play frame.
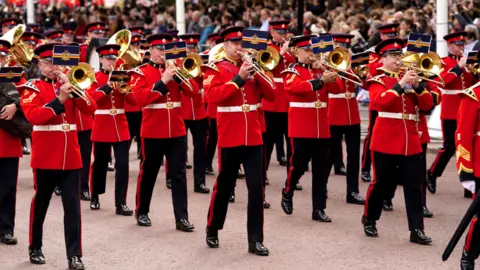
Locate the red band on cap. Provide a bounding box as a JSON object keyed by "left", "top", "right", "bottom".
{"left": 446, "top": 35, "right": 466, "bottom": 43}
{"left": 295, "top": 40, "right": 310, "bottom": 48}
{"left": 224, "top": 31, "right": 243, "bottom": 41}
{"left": 98, "top": 47, "right": 119, "bottom": 56}
{"left": 379, "top": 42, "right": 402, "bottom": 54}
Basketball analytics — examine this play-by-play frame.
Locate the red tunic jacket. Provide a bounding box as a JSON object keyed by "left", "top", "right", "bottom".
{"left": 203, "top": 58, "right": 275, "bottom": 148}
{"left": 181, "top": 76, "right": 207, "bottom": 120}
{"left": 368, "top": 71, "right": 433, "bottom": 156}
{"left": 89, "top": 70, "right": 137, "bottom": 142}
{"left": 130, "top": 62, "right": 200, "bottom": 139}
{"left": 19, "top": 77, "right": 97, "bottom": 169}
{"left": 261, "top": 42, "right": 295, "bottom": 113}
{"left": 283, "top": 63, "right": 341, "bottom": 138}
{"left": 455, "top": 86, "right": 480, "bottom": 179}
{"left": 439, "top": 55, "right": 474, "bottom": 120}
{"left": 327, "top": 75, "right": 361, "bottom": 126}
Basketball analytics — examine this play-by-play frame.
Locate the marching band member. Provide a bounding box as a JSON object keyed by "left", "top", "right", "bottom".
{"left": 361, "top": 23, "right": 400, "bottom": 183}
{"left": 19, "top": 43, "right": 97, "bottom": 270}
{"left": 25, "top": 23, "right": 41, "bottom": 33}
{"left": 455, "top": 55, "right": 480, "bottom": 269}
{"left": 63, "top": 24, "right": 76, "bottom": 45}
{"left": 361, "top": 39, "right": 433, "bottom": 244}
{"left": 204, "top": 26, "right": 275, "bottom": 255}
{"left": 327, "top": 33, "right": 365, "bottom": 205}
{"left": 80, "top": 22, "right": 107, "bottom": 63}
{"left": 0, "top": 39, "right": 21, "bottom": 245}
{"left": 178, "top": 33, "right": 210, "bottom": 194}
{"left": 0, "top": 18, "right": 19, "bottom": 34}
{"left": 88, "top": 44, "right": 135, "bottom": 215}
{"left": 45, "top": 29, "right": 64, "bottom": 44}
{"left": 129, "top": 33, "right": 197, "bottom": 231}
{"left": 427, "top": 31, "right": 474, "bottom": 196}
{"left": 280, "top": 35, "right": 339, "bottom": 222}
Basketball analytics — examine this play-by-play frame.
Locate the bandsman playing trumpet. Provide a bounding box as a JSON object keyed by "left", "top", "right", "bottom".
{"left": 279, "top": 35, "right": 341, "bottom": 222}
{"left": 19, "top": 43, "right": 97, "bottom": 270}
{"left": 129, "top": 33, "right": 198, "bottom": 231}
{"left": 427, "top": 31, "right": 474, "bottom": 196}
{"left": 361, "top": 39, "right": 433, "bottom": 245}
{"left": 88, "top": 44, "right": 136, "bottom": 215}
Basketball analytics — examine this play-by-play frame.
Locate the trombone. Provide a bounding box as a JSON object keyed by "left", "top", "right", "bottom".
{"left": 400, "top": 51, "right": 445, "bottom": 86}
{"left": 164, "top": 57, "right": 195, "bottom": 91}
{"left": 54, "top": 63, "right": 95, "bottom": 105}
{"left": 238, "top": 48, "right": 277, "bottom": 88}
{"left": 311, "top": 47, "right": 363, "bottom": 86}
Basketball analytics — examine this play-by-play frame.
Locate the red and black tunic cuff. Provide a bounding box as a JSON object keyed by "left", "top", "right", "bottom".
{"left": 46, "top": 98, "right": 65, "bottom": 115}
{"left": 308, "top": 78, "right": 324, "bottom": 91}
{"left": 153, "top": 80, "right": 169, "bottom": 95}
{"left": 232, "top": 75, "right": 246, "bottom": 88}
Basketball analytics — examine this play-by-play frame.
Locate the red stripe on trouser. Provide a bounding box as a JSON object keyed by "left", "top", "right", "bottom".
{"left": 207, "top": 148, "right": 222, "bottom": 227}
{"left": 29, "top": 169, "right": 38, "bottom": 245}
{"left": 135, "top": 138, "right": 146, "bottom": 213}
{"left": 466, "top": 217, "right": 478, "bottom": 252}
{"left": 429, "top": 120, "right": 446, "bottom": 173}
{"left": 285, "top": 138, "right": 295, "bottom": 193}
{"left": 364, "top": 150, "right": 377, "bottom": 217}
{"left": 89, "top": 143, "right": 95, "bottom": 195}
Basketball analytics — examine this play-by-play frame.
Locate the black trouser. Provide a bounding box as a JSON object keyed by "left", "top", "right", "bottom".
{"left": 264, "top": 111, "right": 291, "bottom": 171}
{"left": 364, "top": 151, "right": 424, "bottom": 230}
{"left": 91, "top": 141, "right": 130, "bottom": 206}
{"left": 207, "top": 145, "right": 264, "bottom": 242}
{"left": 463, "top": 178, "right": 480, "bottom": 262}
{"left": 429, "top": 119, "right": 457, "bottom": 177}
{"left": 206, "top": 118, "right": 218, "bottom": 168}
{"left": 327, "top": 124, "right": 361, "bottom": 194}
{"left": 30, "top": 169, "right": 81, "bottom": 259}
{"left": 184, "top": 118, "right": 208, "bottom": 186}
{"left": 0, "top": 158, "right": 18, "bottom": 236}
{"left": 285, "top": 138, "right": 330, "bottom": 210}
{"left": 332, "top": 141, "right": 345, "bottom": 170}
{"left": 136, "top": 137, "right": 188, "bottom": 221}
{"left": 126, "top": 111, "right": 143, "bottom": 156}
{"left": 275, "top": 130, "right": 286, "bottom": 160}
{"left": 361, "top": 110, "right": 378, "bottom": 173}
{"left": 78, "top": 130, "right": 91, "bottom": 192}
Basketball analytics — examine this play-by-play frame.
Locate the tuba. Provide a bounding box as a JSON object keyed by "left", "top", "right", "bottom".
{"left": 1, "top": 24, "right": 34, "bottom": 66}
{"left": 208, "top": 43, "right": 225, "bottom": 62}
{"left": 107, "top": 30, "right": 142, "bottom": 69}
{"left": 65, "top": 63, "right": 95, "bottom": 104}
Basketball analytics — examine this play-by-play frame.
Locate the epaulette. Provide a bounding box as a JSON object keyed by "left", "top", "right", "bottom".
{"left": 17, "top": 79, "right": 40, "bottom": 92}
{"left": 366, "top": 74, "right": 385, "bottom": 86}
{"left": 129, "top": 65, "right": 145, "bottom": 76}
{"left": 280, "top": 63, "right": 300, "bottom": 76}
{"left": 202, "top": 62, "right": 219, "bottom": 72}
{"left": 459, "top": 85, "right": 479, "bottom": 102}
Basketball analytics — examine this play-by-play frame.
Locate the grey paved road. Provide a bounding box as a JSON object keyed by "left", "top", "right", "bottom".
{"left": 0, "top": 138, "right": 467, "bottom": 270}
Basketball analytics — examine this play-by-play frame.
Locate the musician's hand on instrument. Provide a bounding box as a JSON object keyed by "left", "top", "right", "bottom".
{"left": 0, "top": 104, "right": 17, "bottom": 120}
{"left": 399, "top": 70, "right": 417, "bottom": 86}
{"left": 321, "top": 71, "right": 338, "bottom": 84}
{"left": 280, "top": 41, "right": 289, "bottom": 56}
{"left": 459, "top": 55, "right": 468, "bottom": 69}
{"left": 239, "top": 62, "right": 254, "bottom": 80}
{"left": 312, "top": 61, "right": 323, "bottom": 70}
{"left": 58, "top": 83, "right": 73, "bottom": 103}
{"left": 462, "top": 180, "right": 476, "bottom": 194}
{"left": 161, "top": 66, "right": 176, "bottom": 84}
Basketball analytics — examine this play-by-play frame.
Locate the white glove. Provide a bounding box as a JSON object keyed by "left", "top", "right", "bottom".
{"left": 462, "top": 180, "right": 476, "bottom": 193}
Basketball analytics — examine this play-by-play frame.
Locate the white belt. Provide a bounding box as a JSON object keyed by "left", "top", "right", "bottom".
{"left": 440, "top": 89, "right": 462, "bottom": 95}
{"left": 144, "top": 102, "right": 181, "bottom": 109}
{"left": 95, "top": 108, "right": 125, "bottom": 115}
{"left": 33, "top": 124, "right": 77, "bottom": 132}
{"left": 256, "top": 103, "right": 262, "bottom": 108}
{"left": 273, "top": 77, "right": 283, "bottom": 83}
{"left": 378, "top": 112, "right": 418, "bottom": 121}
{"left": 217, "top": 104, "right": 259, "bottom": 112}
{"left": 289, "top": 101, "right": 327, "bottom": 108}
{"left": 328, "top": 92, "right": 356, "bottom": 99}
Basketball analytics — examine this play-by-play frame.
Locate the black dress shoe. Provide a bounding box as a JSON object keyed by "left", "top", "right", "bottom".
{"left": 347, "top": 192, "right": 365, "bottom": 205}
{"left": 263, "top": 200, "right": 271, "bottom": 209}
{"left": 116, "top": 204, "right": 133, "bottom": 216}
{"left": 107, "top": 162, "right": 115, "bottom": 171}
{"left": 166, "top": 178, "right": 172, "bottom": 189}
{"left": 361, "top": 171, "right": 371, "bottom": 182}
{"left": 90, "top": 196, "right": 100, "bottom": 210}
{"left": 423, "top": 206, "right": 434, "bottom": 218}
{"left": 426, "top": 170, "right": 436, "bottom": 194}
{"left": 281, "top": 188, "right": 293, "bottom": 215}
{"left": 206, "top": 228, "right": 219, "bottom": 248}
{"left": 312, "top": 209, "right": 332, "bottom": 222}
{"left": 237, "top": 168, "right": 245, "bottom": 179}
{"left": 136, "top": 213, "right": 152, "bottom": 227}
{"left": 461, "top": 258, "right": 475, "bottom": 270}
{"left": 68, "top": 256, "right": 84, "bottom": 270}
{"left": 54, "top": 186, "right": 61, "bottom": 196}
{"left": 295, "top": 183, "right": 303, "bottom": 190}
{"left": 229, "top": 192, "right": 235, "bottom": 203}
{"left": 186, "top": 162, "right": 193, "bottom": 169}
{"left": 194, "top": 184, "right": 210, "bottom": 194}
{"left": 362, "top": 216, "right": 378, "bottom": 237}
{"left": 205, "top": 166, "right": 215, "bottom": 175}
{"left": 0, "top": 233, "right": 17, "bottom": 245}
{"left": 248, "top": 242, "right": 269, "bottom": 256}
{"left": 410, "top": 229, "right": 432, "bottom": 245}
{"left": 382, "top": 200, "right": 393, "bottom": 211}
{"left": 465, "top": 189, "right": 473, "bottom": 198}
{"left": 278, "top": 156, "right": 288, "bottom": 166}
{"left": 176, "top": 219, "right": 195, "bottom": 232}
{"left": 23, "top": 146, "right": 30, "bottom": 155}
{"left": 335, "top": 167, "right": 347, "bottom": 176}
{"left": 29, "top": 248, "right": 45, "bottom": 265}
{"left": 80, "top": 191, "right": 91, "bottom": 201}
